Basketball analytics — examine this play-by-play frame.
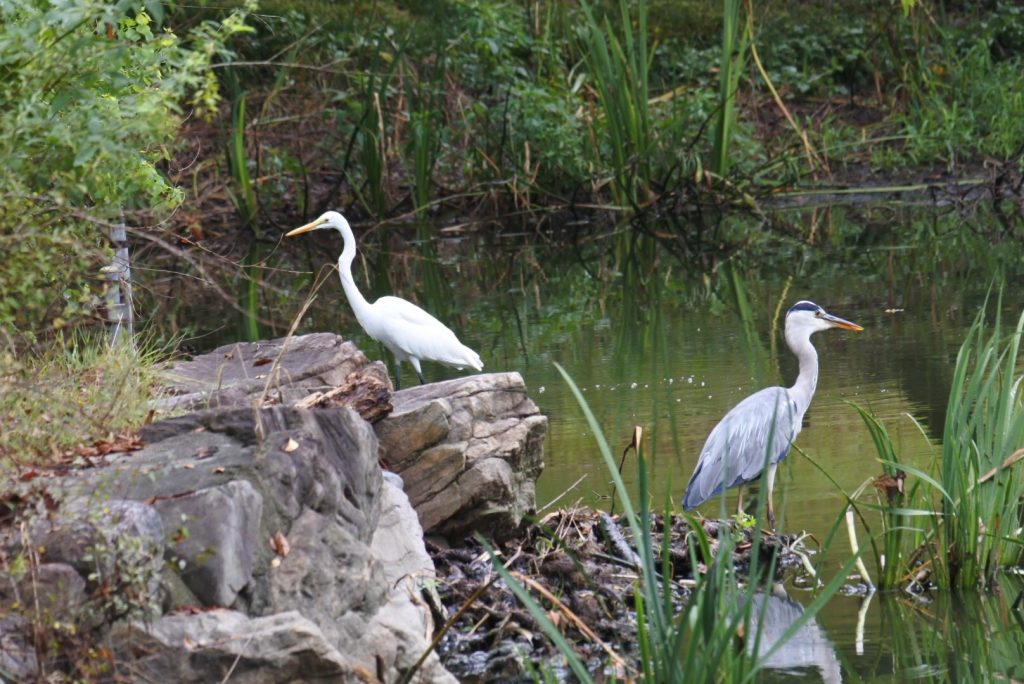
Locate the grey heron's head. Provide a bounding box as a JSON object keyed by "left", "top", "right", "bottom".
{"left": 786, "top": 300, "right": 863, "bottom": 337}
{"left": 285, "top": 210, "right": 350, "bottom": 237}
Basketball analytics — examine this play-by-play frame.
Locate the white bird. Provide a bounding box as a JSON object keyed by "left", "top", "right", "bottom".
{"left": 682, "top": 300, "right": 862, "bottom": 529}
{"left": 286, "top": 211, "right": 483, "bottom": 389}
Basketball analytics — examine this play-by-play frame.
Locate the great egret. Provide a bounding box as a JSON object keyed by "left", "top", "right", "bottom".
{"left": 286, "top": 211, "right": 483, "bottom": 389}
{"left": 681, "top": 300, "right": 862, "bottom": 529}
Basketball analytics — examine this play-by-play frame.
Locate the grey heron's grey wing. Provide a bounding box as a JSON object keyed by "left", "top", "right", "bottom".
{"left": 682, "top": 386, "right": 799, "bottom": 510}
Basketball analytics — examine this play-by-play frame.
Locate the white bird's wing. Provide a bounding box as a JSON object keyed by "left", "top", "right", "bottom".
{"left": 369, "top": 296, "right": 483, "bottom": 370}
{"left": 374, "top": 295, "right": 446, "bottom": 327}
{"left": 682, "top": 386, "right": 800, "bottom": 510}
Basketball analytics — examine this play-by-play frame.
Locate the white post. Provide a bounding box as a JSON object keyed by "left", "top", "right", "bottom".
{"left": 103, "top": 215, "right": 134, "bottom": 348}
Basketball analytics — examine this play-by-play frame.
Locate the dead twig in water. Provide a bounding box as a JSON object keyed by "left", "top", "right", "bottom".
{"left": 610, "top": 425, "right": 642, "bottom": 515}
{"left": 537, "top": 473, "right": 587, "bottom": 514}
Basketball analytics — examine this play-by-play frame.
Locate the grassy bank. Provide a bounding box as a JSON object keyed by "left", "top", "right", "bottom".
{"left": 167, "top": 0, "right": 1024, "bottom": 227}
{"left": 0, "top": 335, "right": 160, "bottom": 474}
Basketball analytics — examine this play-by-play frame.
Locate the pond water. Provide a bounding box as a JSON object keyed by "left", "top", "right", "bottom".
{"left": 482, "top": 205, "right": 1024, "bottom": 681}
{"left": 180, "top": 201, "right": 1024, "bottom": 681}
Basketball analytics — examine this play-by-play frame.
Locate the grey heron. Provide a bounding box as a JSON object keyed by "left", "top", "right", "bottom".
{"left": 681, "top": 300, "right": 863, "bottom": 529}
{"left": 286, "top": 211, "right": 483, "bottom": 389}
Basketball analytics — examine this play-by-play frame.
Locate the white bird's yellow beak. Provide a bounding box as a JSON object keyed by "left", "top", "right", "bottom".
{"left": 285, "top": 218, "right": 326, "bottom": 237}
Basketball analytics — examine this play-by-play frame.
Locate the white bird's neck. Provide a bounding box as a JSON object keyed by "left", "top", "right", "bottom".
{"left": 334, "top": 223, "right": 372, "bottom": 321}
{"left": 786, "top": 328, "right": 819, "bottom": 415}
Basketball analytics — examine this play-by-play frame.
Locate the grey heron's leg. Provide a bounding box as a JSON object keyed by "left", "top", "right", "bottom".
{"left": 737, "top": 487, "right": 745, "bottom": 516}
{"left": 766, "top": 463, "right": 779, "bottom": 531}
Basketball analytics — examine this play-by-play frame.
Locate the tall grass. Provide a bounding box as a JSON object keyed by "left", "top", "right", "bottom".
{"left": 851, "top": 305, "right": 1024, "bottom": 590}
{"left": 225, "top": 90, "right": 262, "bottom": 341}
{"left": 897, "top": 42, "right": 1024, "bottom": 166}
{"left": 350, "top": 57, "right": 398, "bottom": 219}
{"left": 0, "top": 333, "right": 161, "bottom": 471}
{"left": 486, "top": 363, "right": 859, "bottom": 681}
{"left": 710, "top": 0, "right": 748, "bottom": 176}
{"left": 938, "top": 306, "right": 1024, "bottom": 589}
{"left": 227, "top": 95, "right": 257, "bottom": 230}
{"left": 409, "top": 108, "right": 438, "bottom": 216}
{"left": 359, "top": 128, "right": 389, "bottom": 218}
{"left": 578, "top": 0, "right": 653, "bottom": 207}
{"left": 849, "top": 407, "right": 935, "bottom": 590}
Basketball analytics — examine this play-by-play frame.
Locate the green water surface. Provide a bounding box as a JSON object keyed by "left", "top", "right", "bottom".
{"left": 205, "top": 201, "right": 1024, "bottom": 682}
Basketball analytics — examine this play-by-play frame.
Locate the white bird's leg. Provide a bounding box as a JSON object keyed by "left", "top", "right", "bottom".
{"left": 766, "top": 463, "right": 779, "bottom": 531}
{"left": 394, "top": 360, "right": 403, "bottom": 391}
{"left": 411, "top": 358, "right": 426, "bottom": 385}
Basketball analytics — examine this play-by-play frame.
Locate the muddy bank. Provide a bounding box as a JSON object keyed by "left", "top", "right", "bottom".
{"left": 429, "top": 507, "right": 817, "bottom": 682}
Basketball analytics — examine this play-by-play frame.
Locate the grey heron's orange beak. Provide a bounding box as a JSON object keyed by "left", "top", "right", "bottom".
{"left": 285, "top": 218, "right": 326, "bottom": 237}
{"left": 822, "top": 311, "right": 863, "bottom": 331}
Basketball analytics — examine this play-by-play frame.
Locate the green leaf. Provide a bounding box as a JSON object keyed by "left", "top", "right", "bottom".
{"left": 49, "top": 88, "right": 76, "bottom": 115}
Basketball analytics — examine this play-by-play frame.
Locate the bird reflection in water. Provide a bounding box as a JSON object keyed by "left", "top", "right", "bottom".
{"left": 747, "top": 585, "right": 843, "bottom": 683}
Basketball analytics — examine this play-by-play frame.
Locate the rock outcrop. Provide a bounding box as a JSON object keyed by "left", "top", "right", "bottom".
{"left": 110, "top": 610, "right": 357, "bottom": 683}
{"left": 160, "top": 332, "right": 548, "bottom": 541}
{"left": 156, "top": 332, "right": 390, "bottom": 412}
{"left": 376, "top": 373, "right": 547, "bottom": 540}
{"left": 0, "top": 333, "right": 546, "bottom": 683}
{"left": 2, "top": 404, "right": 454, "bottom": 682}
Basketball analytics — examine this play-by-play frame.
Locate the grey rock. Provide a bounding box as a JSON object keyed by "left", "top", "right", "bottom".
{"left": 0, "top": 615, "right": 38, "bottom": 682}
{"left": 156, "top": 332, "right": 391, "bottom": 411}
{"left": 20, "top": 563, "right": 88, "bottom": 624}
{"left": 24, "top": 499, "right": 164, "bottom": 609}
{"left": 134, "top": 406, "right": 381, "bottom": 544}
{"left": 375, "top": 372, "right": 547, "bottom": 539}
{"left": 158, "top": 565, "right": 201, "bottom": 612}
{"left": 154, "top": 479, "right": 263, "bottom": 606}
{"left": 372, "top": 480, "right": 435, "bottom": 583}
{"left": 0, "top": 563, "right": 88, "bottom": 624}
{"left": 110, "top": 610, "right": 357, "bottom": 683}
{"left": 375, "top": 398, "right": 450, "bottom": 469}
{"left": 68, "top": 406, "right": 382, "bottom": 617}
{"left": 351, "top": 480, "right": 457, "bottom": 684}
{"left": 256, "top": 507, "right": 385, "bottom": 648}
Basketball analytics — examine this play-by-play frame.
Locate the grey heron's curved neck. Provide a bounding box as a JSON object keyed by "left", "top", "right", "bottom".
{"left": 332, "top": 222, "right": 371, "bottom": 315}
{"left": 785, "top": 327, "right": 819, "bottom": 414}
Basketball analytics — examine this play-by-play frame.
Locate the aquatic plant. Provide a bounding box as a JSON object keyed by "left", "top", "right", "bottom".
{"left": 578, "top": 0, "right": 654, "bottom": 207}
{"left": 409, "top": 110, "right": 438, "bottom": 215}
{"left": 710, "top": 0, "right": 748, "bottom": 176}
{"left": 846, "top": 407, "right": 934, "bottom": 590}
{"left": 936, "top": 305, "right": 1024, "bottom": 589}
{"left": 223, "top": 79, "right": 264, "bottom": 342}
{"left": 877, "top": 578, "right": 1024, "bottom": 681}
{"left": 850, "top": 304, "right": 1024, "bottom": 591}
